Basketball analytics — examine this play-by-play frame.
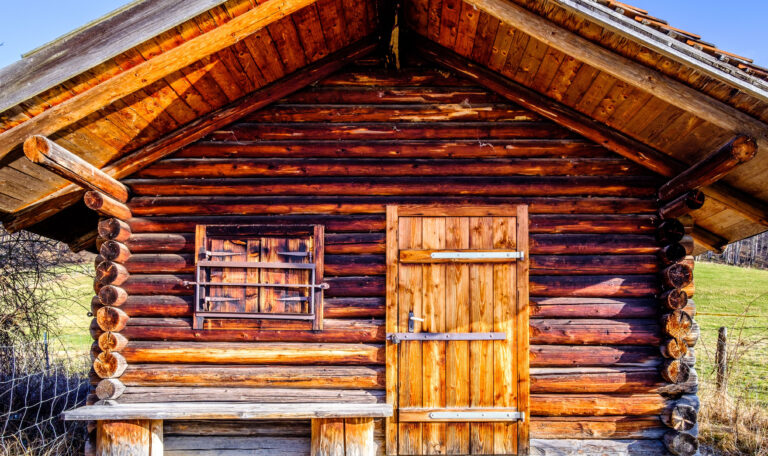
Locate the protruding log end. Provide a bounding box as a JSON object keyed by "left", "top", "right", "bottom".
{"left": 656, "top": 219, "right": 685, "bottom": 244}
{"left": 98, "top": 218, "right": 132, "bottom": 242}
{"left": 663, "top": 430, "right": 699, "bottom": 456}
{"left": 662, "top": 263, "right": 694, "bottom": 289}
{"left": 661, "top": 359, "right": 691, "bottom": 384}
{"left": 658, "top": 243, "right": 687, "bottom": 265}
{"left": 661, "top": 394, "right": 699, "bottom": 431}
{"left": 93, "top": 351, "right": 127, "bottom": 379}
{"left": 98, "top": 332, "right": 129, "bottom": 352}
{"left": 100, "top": 240, "right": 131, "bottom": 263}
{"left": 95, "top": 261, "right": 129, "bottom": 287}
{"left": 99, "top": 285, "right": 128, "bottom": 307}
{"left": 662, "top": 310, "right": 694, "bottom": 339}
{"left": 661, "top": 337, "right": 688, "bottom": 359}
{"left": 95, "top": 378, "right": 126, "bottom": 400}
{"left": 659, "top": 190, "right": 705, "bottom": 219}
{"left": 660, "top": 288, "right": 688, "bottom": 311}
{"left": 684, "top": 321, "right": 700, "bottom": 348}
{"left": 730, "top": 135, "right": 758, "bottom": 162}
{"left": 91, "top": 296, "right": 104, "bottom": 315}
{"left": 85, "top": 191, "right": 132, "bottom": 220}
{"left": 22, "top": 136, "right": 51, "bottom": 163}
{"left": 96, "top": 306, "right": 129, "bottom": 332}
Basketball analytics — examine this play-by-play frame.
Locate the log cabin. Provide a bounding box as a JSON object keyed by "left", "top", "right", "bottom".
{"left": 1, "top": 0, "right": 767, "bottom": 454}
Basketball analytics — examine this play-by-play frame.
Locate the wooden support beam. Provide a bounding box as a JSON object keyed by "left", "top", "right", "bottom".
{"left": 0, "top": 0, "right": 323, "bottom": 160}
{"left": 2, "top": 38, "right": 377, "bottom": 233}
{"left": 659, "top": 135, "right": 757, "bottom": 202}
{"left": 691, "top": 226, "right": 727, "bottom": 254}
{"left": 460, "top": 0, "right": 768, "bottom": 160}
{"left": 23, "top": 135, "right": 130, "bottom": 202}
{"left": 84, "top": 191, "right": 132, "bottom": 220}
{"left": 96, "top": 419, "right": 150, "bottom": 456}
{"left": 411, "top": 35, "right": 768, "bottom": 227}
{"left": 659, "top": 191, "right": 705, "bottom": 220}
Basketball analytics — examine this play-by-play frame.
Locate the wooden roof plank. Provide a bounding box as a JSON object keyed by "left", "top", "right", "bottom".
{"left": 463, "top": 0, "right": 768, "bottom": 165}
{"left": 3, "top": 38, "right": 377, "bottom": 233}
{"left": 0, "top": 0, "right": 322, "bottom": 161}
{"left": 0, "top": 0, "right": 231, "bottom": 114}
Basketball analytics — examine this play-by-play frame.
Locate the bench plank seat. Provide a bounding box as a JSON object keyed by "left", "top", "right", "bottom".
{"left": 64, "top": 402, "right": 393, "bottom": 421}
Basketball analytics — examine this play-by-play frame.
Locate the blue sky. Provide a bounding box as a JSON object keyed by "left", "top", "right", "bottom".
{"left": 0, "top": 0, "right": 765, "bottom": 69}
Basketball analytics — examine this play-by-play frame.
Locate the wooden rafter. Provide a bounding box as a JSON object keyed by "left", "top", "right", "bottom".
{"left": 461, "top": 0, "right": 768, "bottom": 173}
{"left": 659, "top": 136, "right": 757, "bottom": 202}
{"left": 3, "top": 38, "right": 378, "bottom": 233}
{"left": 0, "top": 0, "right": 322, "bottom": 160}
{"left": 23, "top": 136, "right": 130, "bottom": 203}
{"left": 412, "top": 35, "right": 768, "bottom": 227}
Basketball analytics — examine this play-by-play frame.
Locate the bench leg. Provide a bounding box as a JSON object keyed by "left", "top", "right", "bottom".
{"left": 312, "top": 418, "right": 375, "bottom": 456}
{"left": 96, "top": 419, "right": 154, "bottom": 456}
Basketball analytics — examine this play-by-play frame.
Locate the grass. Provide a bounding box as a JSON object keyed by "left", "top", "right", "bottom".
{"left": 694, "top": 262, "right": 768, "bottom": 402}
{"left": 47, "top": 267, "right": 93, "bottom": 357}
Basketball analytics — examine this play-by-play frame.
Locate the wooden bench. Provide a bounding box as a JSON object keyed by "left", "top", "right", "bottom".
{"left": 65, "top": 402, "right": 393, "bottom": 455}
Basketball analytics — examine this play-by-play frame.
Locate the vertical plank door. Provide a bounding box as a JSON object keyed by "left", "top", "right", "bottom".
{"left": 386, "top": 205, "right": 530, "bottom": 455}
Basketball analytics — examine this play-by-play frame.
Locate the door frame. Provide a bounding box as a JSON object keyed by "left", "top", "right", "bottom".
{"left": 384, "top": 205, "right": 530, "bottom": 455}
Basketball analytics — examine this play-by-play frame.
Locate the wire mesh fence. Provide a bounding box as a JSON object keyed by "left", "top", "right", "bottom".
{"left": 0, "top": 339, "right": 90, "bottom": 456}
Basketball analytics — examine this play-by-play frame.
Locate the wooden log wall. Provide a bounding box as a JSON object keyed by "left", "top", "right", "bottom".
{"left": 88, "top": 58, "right": 697, "bottom": 454}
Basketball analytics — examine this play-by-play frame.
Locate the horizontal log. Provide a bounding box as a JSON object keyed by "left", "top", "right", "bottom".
{"left": 117, "top": 365, "right": 384, "bottom": 388}
{"left": 121, "top": 233, "right": 659, "bottom": 256}
{"left": 119, "top": 342, "right": 384, "bottom": 365}
{"left": 531, "top": 297, "right": 666, "bottom": 319}
{"left": 530, "top": 345, "right": 660, "bottom": 367}
{"left": 126, "top": 176, "right": 654, "bottom": 198}
{"left": 84, "top": 191, "right": 132, "bottom": 220}
{"left": 659, "top": 135, "right": 757, "bottom": 202}
{"left": 134, "top": 158, "right": 649, "bottom": 179}
{"left": 246, "top": 103, "right": 540, "bottom": 123}
{"left": 530, "top": 367, "right": 665, "bottom": 394}
{"left": 530, "top": 439, "right": 665, "bottom": 455}
{"left": 117, "top": 388, "right": 385, "bottom": 404}
{"left": 125, "top": 214, "right": 657, "bottom": 235}
{"left": 530, "top": 319, "right": 660, "bottom": 345}
{"left": 119, "top": 253, "right": 659, "bottom": 276}
{"left": 177, "top": 139, "right": 615, "bottom": 159}
{"left": 529, "top": 416, "right": 664, "bottom": 439}
{"left": 127, "top": 196, "right": 657, "bottom": 216}
{"left": 23, "top": 135, "right": 130, "bottom": 203}
{"left": 209, "top": 121, "right": 576, "bottom": 141}
{"left": 116, "top": 295, "right": 192, "bottom": 317}
{"left": 529, "top": 394, "right": 668, "bottom": 416}
{"left": 98, "top": 218, "right": 131, "bottom": 242}
{"left": 111, "top": 319, "right": 385, "bottom": 343}
{"left": 118, "top": 273, "right": 659, "bottom": 298}
{"left": 282, "top": 86, "right": 505, "bottom": 104}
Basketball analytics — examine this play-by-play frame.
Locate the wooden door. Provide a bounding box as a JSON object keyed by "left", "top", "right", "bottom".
{"left": 386, "top": 205, "right": 530, "bottom": 455}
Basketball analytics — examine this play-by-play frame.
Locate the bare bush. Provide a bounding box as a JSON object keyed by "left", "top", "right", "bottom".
{"left": 0, "top": 227, "right": 89, "bottom": 345}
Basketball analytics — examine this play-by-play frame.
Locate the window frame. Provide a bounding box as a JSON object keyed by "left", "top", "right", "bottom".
{"left": 193, "top": 224, "right": 325, "bottom": 330}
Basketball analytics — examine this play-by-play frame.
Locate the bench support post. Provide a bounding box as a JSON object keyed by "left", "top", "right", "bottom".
{"left": 312, "top": 417, "right": 375, "bottom": 456}
{"left": 96, "top": 419, "right": 162, "bottom": 456}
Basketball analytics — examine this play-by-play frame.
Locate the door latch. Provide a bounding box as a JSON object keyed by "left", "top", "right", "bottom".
{"left": 408, "top": 311, "right": 424, "bottom": 333}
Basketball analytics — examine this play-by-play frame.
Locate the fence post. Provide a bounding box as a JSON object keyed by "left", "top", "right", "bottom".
{"left": 715, "top": 326, "right": 728, "bottom": 393}
{"left": 44, "top": 331, "right": 50, "bottom": 371}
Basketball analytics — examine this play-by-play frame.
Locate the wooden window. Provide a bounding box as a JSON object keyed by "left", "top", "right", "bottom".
{"left": 193, "top": 224, "right": 325, "bottom": 330}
